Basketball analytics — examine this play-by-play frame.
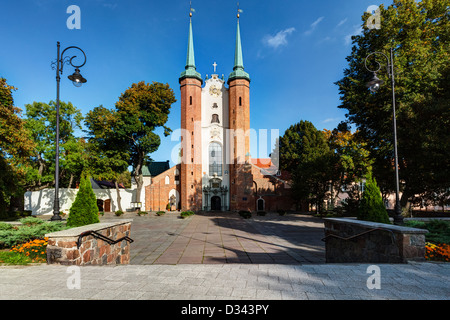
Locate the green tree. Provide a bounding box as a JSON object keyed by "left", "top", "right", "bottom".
{"left": 23, "top": 101, "right": 85, "bottom": 190}
{"left": 324, "top": 124, "right": 375, "bottom": 211}
{"left": 66, "top": 174, "right": 99, "bottom": 227}
{"left": 280, "top": 120, "right": 337, "bottom": 212}
{"left": 358, "top": 173, "right": 391, "bottom": 224}
{"left": 335, "top": 0, "right": 450, "bottom": 210}
{"left": 279, "top": 120, "right": 326, "bottom": 172}
{"left": 61, "top": 138, "right": 89, "bottom": 188}
{"left": 0, "top": 78, "right": 35, "bottom": 218}
{"left": 113, "top": 81, "right": 176, "bottom": 203}
{"left": 85, "top": 106, "right": 130, "bottom": 211}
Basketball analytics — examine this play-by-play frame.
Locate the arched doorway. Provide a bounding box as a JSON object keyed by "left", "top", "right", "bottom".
{"left": 257, "top": 197, "right": 265, "bottom": 211}
{"left": 169, "top": 189, "right": 180, "bottom": 211}
{"left": 211, "top": 196, "right": 221, "bottom": 211}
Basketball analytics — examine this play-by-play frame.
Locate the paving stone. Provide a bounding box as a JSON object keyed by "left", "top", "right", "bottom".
{"left": 1, "top": 213, "right": 450, "bottom": 300}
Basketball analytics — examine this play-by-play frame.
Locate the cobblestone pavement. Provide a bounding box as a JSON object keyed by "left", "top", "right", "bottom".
{"left": 1, "top": 212, "right": 448, "bottom": 301}
{"left": 0, "top": 262, "right": 448, "bottom": 300}
{"left": 125, "top": 212, "right": 325, "bottom": 265}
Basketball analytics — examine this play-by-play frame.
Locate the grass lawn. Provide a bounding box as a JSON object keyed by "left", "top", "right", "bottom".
{"left": 0, "top": 249, "right": 34, "bottom": 265}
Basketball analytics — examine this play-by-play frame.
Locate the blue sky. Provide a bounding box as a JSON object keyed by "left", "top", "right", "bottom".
{"left": 0, "top": 0, "right": 392, "bottom": 166}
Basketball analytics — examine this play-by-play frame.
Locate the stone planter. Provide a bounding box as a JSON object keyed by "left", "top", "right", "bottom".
{"left": 46, "top": 219, "right": 132, "bottom": 266}
{"left": 323, "top": 218, "right": 428, "bottom": 263}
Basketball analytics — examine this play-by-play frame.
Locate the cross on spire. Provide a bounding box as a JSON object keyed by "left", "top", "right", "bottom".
{"left": 213, "top": 62, "right": 217, "bottom": 73}
{"left": 237, "top": 2, "right": 243, "bottom": 18}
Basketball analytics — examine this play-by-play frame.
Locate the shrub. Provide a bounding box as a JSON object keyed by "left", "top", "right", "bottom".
{"left": 277, "top": 210, "right": 286, "bottom": 216}
{"left": 19, "top": 217, "right": 44, "bottom": 226}
{"left": 180, "top": 211, "right": 195, "bottom": 219}
{"left": 357, "top": 173, "right": 390, "bottom": 224}
{"left": 0, "top": 222, "right": 14, "bottom": 231}
{"left": 405, "top": 219, "right": 450, "bottom": 244}
{"left": 66, "top": 175, "right": 99, "bottom": 228}
{"left": 257, "top": 211, "right": 266, "bottom": 216}
{"left": 156, "top": 211, "right": 165, "bottom": 216}
{"left": 115, "top": 210, "right": 124, "bottom": 216}
{"left": 0, "top": 221, "right": 66, "bottom": 249}
{"left": 403, "top": 220, "right": 427, "bottom": 229}
{"left": 424, "top": 220, "right": 450, "bottom": 244}
{"left": 239, "top": 210, "right": 251, "bottom": 219}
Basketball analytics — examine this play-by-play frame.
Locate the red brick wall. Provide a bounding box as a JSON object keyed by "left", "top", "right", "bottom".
{"left": 228, "top": 78, "right": 252, "bottom": 211}
{"left": 145, "top": 165, "right": 181, "bottom": 211}
{"left": 251, "top": 165, "right": 296, "bottom": 212}
{"left": 179, "top": 77, "right": 203, "bottom": 211}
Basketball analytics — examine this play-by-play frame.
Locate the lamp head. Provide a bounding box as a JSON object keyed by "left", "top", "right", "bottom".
{"left": 366, "top": 73, "right": 383, "bottom": 92}
{"left": 68, "top": 68, "right": 87, "bottom": 87}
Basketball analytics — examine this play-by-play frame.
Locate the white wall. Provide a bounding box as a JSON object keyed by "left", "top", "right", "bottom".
{"left": 24, "top": 187, "right": 146, "bottom": 216}
{"left": 201, "top": 75, "right": 230, "bottom": 209}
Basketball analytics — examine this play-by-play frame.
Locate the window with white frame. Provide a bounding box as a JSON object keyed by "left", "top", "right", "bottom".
{"left": 209, "top": 142, "right": 222, "bottom": 177}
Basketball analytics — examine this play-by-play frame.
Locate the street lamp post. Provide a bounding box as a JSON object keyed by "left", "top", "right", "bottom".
{"left": 364, "top": 47, "right": 403, "bottom": 225}
{"left": 50, "top": 41, "right": 87, "bottom": 221}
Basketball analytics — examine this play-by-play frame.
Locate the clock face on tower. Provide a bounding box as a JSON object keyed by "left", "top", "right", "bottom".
{"left": 209, "top": 85, "right": 221, "bottom": 97}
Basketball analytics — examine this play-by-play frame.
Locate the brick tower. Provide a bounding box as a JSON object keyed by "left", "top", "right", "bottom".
{"left": 179, "top": 12, "right": 203, "bottom": 211}
{"left": 227, "top": 13, "right": 253, "bottom": 211}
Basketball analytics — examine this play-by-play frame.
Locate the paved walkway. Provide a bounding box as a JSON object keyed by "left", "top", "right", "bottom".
{"left": 1, "top": 212, "right": 449, "bottom": 301}
{"left": 0, "top": 262, "right": 448, "bottom": 300}
{"left": 126, "top": 212, "right": 325, "bottom": 265}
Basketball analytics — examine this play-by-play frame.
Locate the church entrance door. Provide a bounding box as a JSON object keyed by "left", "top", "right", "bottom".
{"left": 211, "top": 196, "right": 221, "bottom": 211}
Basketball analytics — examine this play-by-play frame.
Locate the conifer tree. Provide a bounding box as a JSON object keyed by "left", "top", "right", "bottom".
{"left": 67, "top": 174, "right": 99, "bottom": 227}
{"left": 358, "top": 173, "right": 391, "bottom": 224}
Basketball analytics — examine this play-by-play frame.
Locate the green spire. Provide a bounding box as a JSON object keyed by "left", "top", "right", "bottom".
{"left": 180, "top": 15, "right": 202, "bottom": 83}
{"left": 234, "top": 19, "right": 244, "bottom": 69}
{"left": 228, "top": 15, "right": 250, "bottom": 84}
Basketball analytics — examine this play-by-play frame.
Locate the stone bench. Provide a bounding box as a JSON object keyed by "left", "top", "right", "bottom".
{"left": 45, "top": 219, "right": 133, "bottom": 266}
{"left": 323, "top": 218, "right": 428, "bottom": 263}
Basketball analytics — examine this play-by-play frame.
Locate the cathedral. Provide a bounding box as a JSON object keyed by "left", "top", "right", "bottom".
{"left": 145, "top": 11, "right": 294, "bottom": 213}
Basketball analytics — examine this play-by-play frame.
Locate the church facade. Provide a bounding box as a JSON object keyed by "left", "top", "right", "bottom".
{"left": 145, "top": 12, "right": 295, "bottom": 213}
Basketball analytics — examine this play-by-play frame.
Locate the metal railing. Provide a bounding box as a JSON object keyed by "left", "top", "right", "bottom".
{"left": 321, "top": 227, "right": 396, "bottom": 245}
{"left": 77, "top": 230, "right": 134, "bottom": 249}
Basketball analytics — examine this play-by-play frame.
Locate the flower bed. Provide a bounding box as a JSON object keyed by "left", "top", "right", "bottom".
{"left": 10, "top": 238, "right": 48, "bottom": 263}
{"left": 425, "top": 242, "right": 450, "bottom": 262}
{"left": 0, "top": 238, "right": 48, "bottom": 265}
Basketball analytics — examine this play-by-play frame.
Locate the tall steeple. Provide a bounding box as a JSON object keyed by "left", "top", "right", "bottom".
{"left": 180, "top": 8, "right": 202, "bottom": 83}
{"left": 178, "top": 3, "right": 203, "bottom": 212}
{"left": 228, "top": 9, "right": 250, "bottom": 84}
{"left": 227, "top": 5, "right": 252, "bottom": 212}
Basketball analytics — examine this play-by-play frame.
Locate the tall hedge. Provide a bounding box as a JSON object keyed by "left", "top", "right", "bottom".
{"left": 67, "top": 175, "right": 99, "bottom": 227}
{"left": 358, "top": 173, "right": 390, "bottom": 224}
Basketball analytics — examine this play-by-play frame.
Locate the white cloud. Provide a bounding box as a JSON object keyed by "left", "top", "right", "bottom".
{"left": 263, "top": 27, "right": 296, "bottom": 49}
{"left": 344, "top": 24, "right": 363, "bottom": 45}
{"left": 304, "top": 16, "right": 324, "bottom": 35}
{"left": 336, "top": 18, "right": 348, "bottom": 28}
{"left": 322, "top": 118, "right": 340, "bottom": 124}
